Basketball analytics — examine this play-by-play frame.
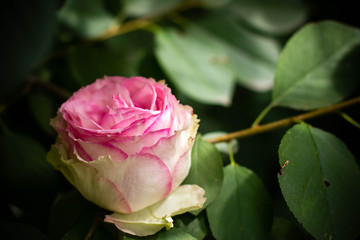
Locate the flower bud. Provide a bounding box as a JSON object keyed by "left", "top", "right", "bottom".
{"left": 47, "top": 76, "right": 205, "bottom": 236}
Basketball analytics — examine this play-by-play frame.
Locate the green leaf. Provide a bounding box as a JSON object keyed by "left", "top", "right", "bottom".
{"left": 272, "top": 21, "right": 360, "bottom": 110}
{"left": 155, "top": 16, "right": 280, "bottom": 105}
{"left": 156, "top": 228, "right": 197, "bottom": 240}
{"left": 182, "top": 135, "right": 223, "bottom": 214}
{"left": 278, "top": 123, "right": 360, "bottom": 240}
{"left": 58, "top": 0, "right": 116, "bottom": 38}
{"left": 175, "top": 214, "right": 208, "bottom": 240}
{"left": 155, "top": 27, "right": 235, "bottom": 106}
{"left": 182, "top": 216, "right": 208, "bottom": 240}
{"left": 1, "top": 0, "right": 56, "bottom": 99}
{"left": 228, "top": 0, "right": 307, "bottom": 35}
{"left": 197, "top": 16, "right": 280, "bottom": 92}
{"left": 207, "top": 164, "right": 273, "bottom": 240}
{"left": 69, "top": 31, "right": 149, "bottom": 85}
{"left": 123, "top": 0, "right": 182, "bottom": 17}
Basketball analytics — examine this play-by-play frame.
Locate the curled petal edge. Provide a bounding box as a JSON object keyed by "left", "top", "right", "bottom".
{"left": 104, "top": 184, "right": 206, "bottom": 236}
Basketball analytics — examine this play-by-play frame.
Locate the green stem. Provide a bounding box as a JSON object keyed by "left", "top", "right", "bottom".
{"left": 340, "top": 112, "right": 360, "bottom": 129}
{"left": 228, "top": 143, "right": 236, "bottom": 166}
{"left": 207, "top": 96, "right": 360, "bottom": 144}
{"left": 251, "top": 102, "right": 275, "bottom": 127}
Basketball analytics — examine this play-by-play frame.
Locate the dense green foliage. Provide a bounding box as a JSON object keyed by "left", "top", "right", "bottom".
{"left": 1, "top": 0, "right": 359, "bottom": 239}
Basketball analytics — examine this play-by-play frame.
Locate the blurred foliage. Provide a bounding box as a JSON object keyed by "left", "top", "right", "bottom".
{"left": 1, "top": 0, "right": 360, "bottom": 239}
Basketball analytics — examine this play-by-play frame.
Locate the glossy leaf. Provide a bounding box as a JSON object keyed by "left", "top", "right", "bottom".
{"left": 229, "top": 0, "right": 307, "bottom": 35}
{"left": 181, "top": 215, "right": 208, "bottom": 240}
{"left": 182, "top": 135, "right": 223, "bottom": 214}
{"left": 156, "top": 16, "right": 280, "bottom": 106}
{"left": 155, "top": 27, "right": 235, "bottom": 106}
{"left": 278, "top": 123, "right": 360, "bottom": 240}
{"left": 272, "top": 21, "right": 360, "bottom": 110}
{"left": 207, "top": 164, "right": 273, "bottom": 240}
{"left": 58, "top": 0, "right": 115, "bottom": 38}
{"left": 197, "top": 16, "right": 280, "bottom": 92}
{"left": 174, "top": 213, "right": 208, "bottom": 240}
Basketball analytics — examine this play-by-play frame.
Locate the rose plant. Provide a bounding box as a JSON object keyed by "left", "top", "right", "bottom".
{"left": 47, "top": 76, "right": 206, "bottom": 236}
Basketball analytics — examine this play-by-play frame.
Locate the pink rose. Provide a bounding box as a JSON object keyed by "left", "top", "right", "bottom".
{"left": 47, "top": 76, "right": 205, "bottom": 236}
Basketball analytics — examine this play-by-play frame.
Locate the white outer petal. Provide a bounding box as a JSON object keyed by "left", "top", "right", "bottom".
{"left": 47, "top": 144, "right": 173, "bottom": 213}
{"left": 104, "top": 184, "right": 206, "bottom": 236}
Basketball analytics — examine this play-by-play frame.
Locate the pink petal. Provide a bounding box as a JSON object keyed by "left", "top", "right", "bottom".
{"left": 110, "top": 128, "right": 170, "bottom": 155}
{"left": 75, "top": 139, "right": 128, "bottom": 162}
{"left": 139, "top": 129, "right": 196, "bottom": 190}
{"left": 143, "top": 106, "right": 174, "bottom": 134}
{"left": 91, "top": 153, "right": 173, "bottom": 212}
{"left": 171, "top": 150, "right": 192, "bottom": 189}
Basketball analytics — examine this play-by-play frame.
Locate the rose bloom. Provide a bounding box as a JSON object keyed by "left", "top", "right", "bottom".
{"left": 47, "top": 76, "right": 205, "bottom": 236}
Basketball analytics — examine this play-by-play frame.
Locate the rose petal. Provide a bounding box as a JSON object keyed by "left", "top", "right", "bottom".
{"left": 172, "top": 104, "right": 193, "bottom": 132}
{"left": 104, "top": 184, "right": 206, "bottom": 236}
{"left": 110, "top": 129, "right": 170, "bottom": 155}
{"left": 64, "top": 127, "right": 172, "bottom": 156}
{"left": 105, "top": 208, "right": 172, "bottom": 237}
{"left": 131, "top": 81, "right": 157, "bottom": 110}
{"left": 47, "top": 145, "right": 132, "bottom": 213}
{"left": 140, "top": 115, "right": 199, "bottom": 188}
{"left": 171, "top": 150, "right": 192, "bottom": 189}
{"left": 48, "top": 144, "right": 174, "bottom": 213}
{"left": 143, "top": 105, "right": 174, "bottom": 134}
{"left": 108, "top": 108, "right": 156, "bottom": 130}
{"left": 119, "top": 113, "right": 163, "bottom": 136}
{"left": 150, "top": 184, "right": 206, "bottom": 217}
{"left": 75, "top": 140, "right": 128, "bottom": 161}
{"left": 91, "top": 153, "right": 173, "bottom": 212}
